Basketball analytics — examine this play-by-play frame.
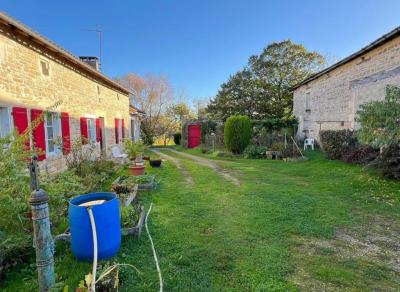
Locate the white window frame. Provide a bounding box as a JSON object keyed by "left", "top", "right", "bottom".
{"left": 44, "top": 112, "right": 62, "bottom": 156}
{"left": 87, "top": 118, "right": 97, "bottom": 143}
{"left": 0, "top": 105, "right": 13, "bottom": 138}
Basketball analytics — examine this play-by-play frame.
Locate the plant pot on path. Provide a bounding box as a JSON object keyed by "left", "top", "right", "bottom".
{"left": 149, "top": 159, "right": 162, "bottom": 167}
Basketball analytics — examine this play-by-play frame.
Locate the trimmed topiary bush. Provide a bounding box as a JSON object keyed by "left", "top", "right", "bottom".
{"left": 319, "top": 130, "right": 357, "bottom": 160}
{"left": 224, "top": 115, "right": 252, "bottom": 154}
{"left": 173, "top": 133, "right": 181, "bottom": 145}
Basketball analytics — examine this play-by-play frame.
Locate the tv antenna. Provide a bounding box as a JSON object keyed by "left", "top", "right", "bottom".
{"left": 86, "top": 24, "right": 102, "bottom": 70}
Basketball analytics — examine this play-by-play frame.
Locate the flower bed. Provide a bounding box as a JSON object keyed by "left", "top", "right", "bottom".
{"left": 111, "top": 175, "right": 156, "bottom": 192}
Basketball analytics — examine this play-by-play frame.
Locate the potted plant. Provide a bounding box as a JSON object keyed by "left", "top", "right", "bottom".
{"left": 149, "top": 159, "right": 162, "bottom": 167}
{"left": 124, "top": 140, "right": 145, "bottom": 175}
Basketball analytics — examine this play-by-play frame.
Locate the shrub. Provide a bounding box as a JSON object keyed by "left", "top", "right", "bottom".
{"left": 173, "top": 133, "right": 181, "bottom": 145}
{"left": 373, "top": 144, "right": 400, "bottom": 179}
{"left": 358, "top": 85, "right": 400, "bottom": 147}
{"left": 243, "top": 145, "right": 267, "bottom": 159}
{"left": 342, "top": 145, "right": 379, "bottom": 165}
{"left": 0, "top": 132, "right": 32, "bottom": 276}
{"left": 224, "top": 115, "right": 252, "bottom": 154}
{"left": 201, "top": 144, "right": 212, "bottom": 154}
{"left": 270, "top": 141, "right": 286, "bottom": 152}
{"left": 65, "top": 138, "right": 98, "bottom": 174}
{"left": 319, "top": 130, "right": 357, "bottom": 160}
{"left": 201, "top": 120, "right": 217, "bottom": 143}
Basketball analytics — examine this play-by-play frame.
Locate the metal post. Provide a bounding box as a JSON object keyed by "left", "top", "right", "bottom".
{"left": 29, "top": 155, "right": 55, "bottom": 292}
{"left": 211, "top": 132, "right": 216, "bottom": 152}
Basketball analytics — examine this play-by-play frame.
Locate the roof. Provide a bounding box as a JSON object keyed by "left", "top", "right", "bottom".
{"left": 292, "top": 25, "right": 400, "bottom": 90}
{"left": 129, "top": 105, "right": 146, "bottom": 115}
{"left": 0, "top": 11, "right": 130, "bottom": 95}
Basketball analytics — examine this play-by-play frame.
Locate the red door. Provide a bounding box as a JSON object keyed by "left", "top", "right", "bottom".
{"left": 188, "top": 124, "right": 201, "bottom": 148}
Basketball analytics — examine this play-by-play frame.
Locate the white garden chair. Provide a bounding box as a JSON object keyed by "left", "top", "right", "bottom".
{"left": 304, "top": 138, "right": 315, "bottom": 150}
{"left": 111, "top": 146, "right": 128, "bottom": 163}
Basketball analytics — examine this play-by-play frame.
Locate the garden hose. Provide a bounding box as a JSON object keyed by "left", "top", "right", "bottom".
{"left": 87, "top": 207, "right": 98, "bottom": 292}
{"left": 146, "top": 203, "right": 163, "bottom": 292}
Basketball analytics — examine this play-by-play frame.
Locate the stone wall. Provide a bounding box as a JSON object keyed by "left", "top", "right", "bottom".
{"left": 293, "top": 35, "right": 400, "bottom": 141}
{"left": 0, "top": 22, "right": 130, "bottom": 173}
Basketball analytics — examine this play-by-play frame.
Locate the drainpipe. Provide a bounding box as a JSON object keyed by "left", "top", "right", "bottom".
{"left": 29, "top": 155, "right": 55, "bottom": 292}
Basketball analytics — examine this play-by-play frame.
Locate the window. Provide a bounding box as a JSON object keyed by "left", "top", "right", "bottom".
{"left": 40, "top": 59, "right": 50, "bottom": 76}
{"left": 45, "top": 112, "right": 61, "bottom": 155}
{"left": 0, "top": 106, "right": 12, "bottom": 138}
{"left": 305, "top": 93, "right": 311, "bottom": 112}
{"left": 87, "top": 118, "right": 97, "bottom": 143}
{"left": 118, "top": 119, "right": 123, "bottom": 143}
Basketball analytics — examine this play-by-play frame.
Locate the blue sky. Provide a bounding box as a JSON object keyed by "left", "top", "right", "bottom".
{"left": 1, "top": 1, "right": 400, "bottom": 102}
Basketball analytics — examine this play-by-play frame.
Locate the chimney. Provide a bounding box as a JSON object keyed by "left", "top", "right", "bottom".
{"left": 79, "top": 56, "right": 100, "bottom": 71}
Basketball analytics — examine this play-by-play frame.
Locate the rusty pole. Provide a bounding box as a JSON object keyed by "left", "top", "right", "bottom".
{"left": 29, "top": 155, "right": 55, "bottom": 291}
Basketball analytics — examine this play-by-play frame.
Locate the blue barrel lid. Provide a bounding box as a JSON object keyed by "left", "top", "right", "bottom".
{"left": 70, "top": 192, "right": 117, "bottom": 207}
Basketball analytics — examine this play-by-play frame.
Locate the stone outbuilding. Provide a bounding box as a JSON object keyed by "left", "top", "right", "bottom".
{"left": 293, "top": 26, "right": 400, "bottom": 141}
{"left": 129, "top": 105, "right": 145, "bottom": 142}
{"left": 0, "top": 12, "right": 133, "bottom": 172}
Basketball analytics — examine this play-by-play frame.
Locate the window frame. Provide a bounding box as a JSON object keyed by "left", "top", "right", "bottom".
{"left": 118, "top": 118, "right": 123, "bottom": 143}
{"left": 87, "top": 118, "right": 97, "bottom": 143}
{"left": 305, "top": 92, "right": 311, "bottom": 113}
{"left": 0, "top": 105, "right": 13, "bottom": 138}
{"left": 44, "top": 112, "right": 62, "bottom": 156}
{"left": 39, "top": 58, "right": 50, "bottom": 77}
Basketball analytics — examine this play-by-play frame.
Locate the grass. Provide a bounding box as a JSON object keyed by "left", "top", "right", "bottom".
{"left": 1, "top": 149, "right": 400, "bottom": 291}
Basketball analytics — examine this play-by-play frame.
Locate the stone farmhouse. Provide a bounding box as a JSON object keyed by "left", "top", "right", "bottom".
{"left": 293, "top": 26, "right": 400, "bottom": 141}
{"left": 0, "top": 12, "right": 140, "bottom": 172}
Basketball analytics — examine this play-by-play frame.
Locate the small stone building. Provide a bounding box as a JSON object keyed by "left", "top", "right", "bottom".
{"left": 129, "top": 105, "right": 145, "bottom": 142}
{"left": 293, "top": 26, "right": 400, "bottom": 140}
{"left": 0, "top": 12, "right": 132, "bottom": 172}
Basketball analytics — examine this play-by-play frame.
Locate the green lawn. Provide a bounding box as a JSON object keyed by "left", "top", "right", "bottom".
{"left": 2, "top": 149, "right": 400, "bottom": 291}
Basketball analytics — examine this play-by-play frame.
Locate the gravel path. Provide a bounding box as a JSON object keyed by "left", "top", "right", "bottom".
{"left": 151, "top": 149, "right": 194, "bottom": 186}
{"left": 166, "top": 149, "right": 240, "bottom": 186}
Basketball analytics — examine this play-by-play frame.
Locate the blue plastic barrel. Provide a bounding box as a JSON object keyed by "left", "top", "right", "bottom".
{"left": 69, "top": 192, "right": 121, "bottom": 261}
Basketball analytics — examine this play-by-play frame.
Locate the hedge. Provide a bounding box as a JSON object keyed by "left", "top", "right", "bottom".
{"left": 319, "top": 129, "right": 357, "bottom": 160}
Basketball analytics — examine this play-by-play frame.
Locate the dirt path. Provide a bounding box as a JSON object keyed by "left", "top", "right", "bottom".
{"left": 151, "top": 149, "right": 194, "bottom": 186}
{"left": 166, "top": 149, "right": 240, "bottom": 186}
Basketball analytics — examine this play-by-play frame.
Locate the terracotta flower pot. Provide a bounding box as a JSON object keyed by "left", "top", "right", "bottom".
{"left": 130, "top": 165, "right": 145, "bottom": 176}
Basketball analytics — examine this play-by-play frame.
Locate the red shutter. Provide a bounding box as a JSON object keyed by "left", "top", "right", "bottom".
{"left": 115, "top": 118, "right": 119, "bottom": 144}
{"left": 96, "top": 118, "right": 101, "bottom": 143}
{"left": 122, "top": 118, "right": 125, "bottom": 139}
{"left": 12, "top": 107, "right": 30, "bottom": 147}
{"left": 80, "top": 117, "right": 88, "bottom": 143}
{"left": 31, "top": 109, "right": 46, "bottom": 161}
{"left": 61, "top": 112, "right": 71, "bottom": 154}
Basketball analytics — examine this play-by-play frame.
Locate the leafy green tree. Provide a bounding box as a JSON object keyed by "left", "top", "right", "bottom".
{"left": 358, "top": 85, "right": 400, "bottom": 148}
{"left": 208, "top": 40, "right": 325, "bottom": 120}
{"left": 207, "top": 69, "right": 261, "bottom": 120}
{"left": 167, "top": 102, "right": 195, "bottom": 124}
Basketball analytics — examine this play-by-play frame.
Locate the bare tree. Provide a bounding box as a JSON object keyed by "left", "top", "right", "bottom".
{"left": 115, "top": 73, "right": 174, "bottom": 144}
